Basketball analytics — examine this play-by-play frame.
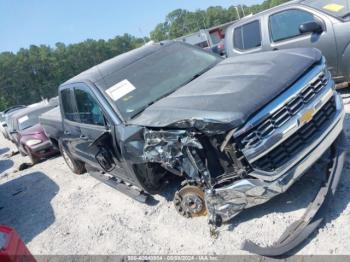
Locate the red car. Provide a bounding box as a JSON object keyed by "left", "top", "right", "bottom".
{"left": 9, "top": 103, "right": 58, "bottom": 164}
{"left": 17, "top": 123, "right": 58, "bottom": 164}
{"left": 0, "top": 225, "right": 35, "bottom": 262}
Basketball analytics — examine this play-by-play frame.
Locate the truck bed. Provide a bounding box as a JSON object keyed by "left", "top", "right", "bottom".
{"left": 39, "top": 106, "right": 63, "bottom": 144}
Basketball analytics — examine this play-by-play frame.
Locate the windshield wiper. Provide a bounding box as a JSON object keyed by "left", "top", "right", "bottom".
{"left": 342, "top": 12, "right": 350, "bottom": 19}
{"left": 21, "top": 125, "right": 33, "bottom": 130}
{"left": 130, "top": 102, "right": 156, "bottom": 120}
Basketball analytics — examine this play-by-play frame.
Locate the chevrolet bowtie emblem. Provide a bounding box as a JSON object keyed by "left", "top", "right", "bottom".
{"left": 299, "top": 108, "right": 315, "bottom": 126}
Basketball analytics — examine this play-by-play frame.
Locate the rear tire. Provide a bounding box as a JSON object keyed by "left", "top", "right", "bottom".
{"left": 58, "top": 139, "right": 86, "bottom": 175}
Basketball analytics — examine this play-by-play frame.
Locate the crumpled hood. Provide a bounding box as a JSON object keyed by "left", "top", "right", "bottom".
{"left": 130, "top": 48, "right": 322, "bottom": 133}
{"left": 19, "top": 123, "right": 44, "bottom": 136}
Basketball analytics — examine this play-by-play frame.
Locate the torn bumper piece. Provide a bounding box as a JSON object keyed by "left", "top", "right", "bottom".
{"left": 241, "top": 132, "right": 346, "bottom": 256}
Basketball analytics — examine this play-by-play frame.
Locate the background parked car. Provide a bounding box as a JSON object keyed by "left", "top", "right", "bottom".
{"left": 1, "top": 105, "right": 26, "bottom": 140}
{"left": 0, "top": 225, "right": 35, "bottom": 262}
{"left": 0, "top": 112, "right": 5, "bottom": 138}
{"left": 18, "top": 123, "right": 59, "bottom": 164}
{"left": 210, "top": 39, "right": 226, "bottom": 56}
{"left": 47, "top": 96, "right": 59, "bottom": 107}
{"left": 8, "top": 102, "right": 58, "bottom": 164}
{"left": 225, "top": 0, "right": 350, "bottom": 87}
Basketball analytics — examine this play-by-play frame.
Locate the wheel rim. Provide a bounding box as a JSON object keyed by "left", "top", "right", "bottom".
{"left": 174, "top": 185, "right": 207, "bottom": 218}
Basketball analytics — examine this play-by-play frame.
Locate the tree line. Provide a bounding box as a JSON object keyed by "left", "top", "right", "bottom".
{"left": 0, "top": 0, "right": 289, "bottom": 111}
{"left": 150, "top": 0, "right": 289, "bottom": 41}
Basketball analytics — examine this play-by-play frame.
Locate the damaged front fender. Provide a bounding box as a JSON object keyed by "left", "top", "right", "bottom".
{"left": 143, "top": 129, "right": 205, "bottom": 179}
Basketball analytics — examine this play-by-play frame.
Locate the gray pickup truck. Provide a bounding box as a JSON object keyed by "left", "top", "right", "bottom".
{"left": 225, "top": 0, "right": 350, "bottom": 87}
{"left": 41, "top": 41, "right": 345, "bottom": 256}
{"left": 39, "top": 106, "right": 62, "bottom": 149}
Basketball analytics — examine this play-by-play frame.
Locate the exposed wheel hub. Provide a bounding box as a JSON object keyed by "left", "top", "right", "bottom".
{"left": 174, "top": 183, "right": 207, "bottom": 218}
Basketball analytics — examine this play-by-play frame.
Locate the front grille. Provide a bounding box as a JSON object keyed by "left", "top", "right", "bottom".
{"left": 241, "top": 72, "right": 328, "bottom": 149}
{"left": 252, "top": 96, "right": 336, "bottom": 172}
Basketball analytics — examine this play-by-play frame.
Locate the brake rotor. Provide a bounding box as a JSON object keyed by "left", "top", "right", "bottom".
{"left": 174, "top": 183, "right": 207, "bottom": 218}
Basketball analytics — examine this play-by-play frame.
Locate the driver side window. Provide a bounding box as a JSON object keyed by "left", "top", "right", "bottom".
{"left": 74, "top": 86, "right": 105, "bottom": 126}
{"left": 269, "top": 9, "right": 316, "bottom": 42}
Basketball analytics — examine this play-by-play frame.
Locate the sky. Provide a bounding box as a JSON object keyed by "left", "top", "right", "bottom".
{"left": 0, "top": 0, "right": 262, "bottom": 53}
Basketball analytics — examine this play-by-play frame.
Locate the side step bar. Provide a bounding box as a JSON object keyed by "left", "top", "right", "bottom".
{"left": 86, "top": 166, "right": 149, "bottom": 203}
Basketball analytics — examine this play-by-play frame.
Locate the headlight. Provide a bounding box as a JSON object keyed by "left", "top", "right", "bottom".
{"left": 26, "top": 139, "right": 42, "bottom": 146}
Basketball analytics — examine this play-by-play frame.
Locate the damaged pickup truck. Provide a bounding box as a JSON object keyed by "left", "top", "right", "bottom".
{"left": 48, "top": 41, "right": 346, "bottom": 255}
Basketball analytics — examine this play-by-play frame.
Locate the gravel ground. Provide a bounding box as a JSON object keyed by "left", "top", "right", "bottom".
{"left": 0, "top": 94, "right": 350, "bottom": 256}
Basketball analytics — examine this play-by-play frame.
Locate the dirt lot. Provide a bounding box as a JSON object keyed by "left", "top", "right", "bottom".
{"left": 0, "top": 94, "right": 350, "bottom": 256}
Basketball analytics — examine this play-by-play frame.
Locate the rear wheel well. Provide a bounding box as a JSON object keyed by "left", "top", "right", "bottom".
{"left": 58, "top": 139, "right": 86, "bottom": 175}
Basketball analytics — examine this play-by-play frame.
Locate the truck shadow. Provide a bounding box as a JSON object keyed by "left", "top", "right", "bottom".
{"left": 0, "top": 171, "right": 59, "bottom": 243}
{"left": 0, "top": 159, "right": 14, "bottom": 175}
{"left": 0, "top": 147, "right": 9, "bottom": 156}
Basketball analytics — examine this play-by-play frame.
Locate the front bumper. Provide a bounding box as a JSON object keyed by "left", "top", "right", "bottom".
{"left": 29, "top": 140, "right": 58, "bottom": 157}
{"left": 205, "top": 92, "right": 345, "bottom": 222}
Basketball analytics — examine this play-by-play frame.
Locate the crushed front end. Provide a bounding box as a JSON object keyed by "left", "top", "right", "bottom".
{"left": 206, "top": 61, "right": 345, "bottom": 225}
{"left": 138, "top": 58, "right": 346, "bottom": 254}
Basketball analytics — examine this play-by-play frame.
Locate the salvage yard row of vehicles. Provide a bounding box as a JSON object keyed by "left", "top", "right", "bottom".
{"left": 0, "top": 98, "right": 59, "bottom": 164}
{"left": 0, "top": 0, "right": 348, "bottom": 257}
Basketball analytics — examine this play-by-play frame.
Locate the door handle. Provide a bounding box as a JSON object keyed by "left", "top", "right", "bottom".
{"left": 80, "top": 135, "right": 88, "bottom": 140}
{"left": 64, "top": 130, "right": 71, "bottom": 135}
{"left": 273, "top": 48, "right": 279, "bottom": 51}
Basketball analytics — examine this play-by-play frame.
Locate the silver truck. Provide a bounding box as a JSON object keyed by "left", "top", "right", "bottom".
{"left": 225, "top": 0, "right": 350, "bottom": 87}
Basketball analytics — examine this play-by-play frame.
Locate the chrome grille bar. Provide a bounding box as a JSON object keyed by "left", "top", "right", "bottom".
{"left": 235, "top": 60, "right": 335, "bottom": 167}
{"left": 241, "top": 71, "right": 328, "bottom": 149}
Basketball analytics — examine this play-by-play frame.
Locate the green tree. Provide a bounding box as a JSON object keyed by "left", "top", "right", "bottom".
{"left": 0, "top": 1, "right": 291, "bottom": 111}
{"left": 150, "top": 0, "right": 291, "bottom": 41}
{"left": 0, "top": 34, "right": 145, "bottom": 110}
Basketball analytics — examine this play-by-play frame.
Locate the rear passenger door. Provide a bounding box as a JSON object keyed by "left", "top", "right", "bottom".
{"left": 226, "top": 19, "right": 264, "bottom": 56}
{"left": 267, "top": 8, "right": 338, "bottom": 75}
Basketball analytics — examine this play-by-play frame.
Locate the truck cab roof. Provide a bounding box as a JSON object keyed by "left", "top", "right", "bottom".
{"left": 61, "top": 41, "right": 174, "bottom": 89}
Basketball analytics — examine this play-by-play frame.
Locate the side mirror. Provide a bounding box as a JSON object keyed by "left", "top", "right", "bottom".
{"left": 95, "top": 147, "right": 116, "bottom": 172}
{"left": 89, "top": 130, "right": 116, "bottom": 172}
{"left": 299, "top": 21, "right": 323, "bottom": 34}
{"left": 88, "top": 130, "right": 111, "bottom": 148}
